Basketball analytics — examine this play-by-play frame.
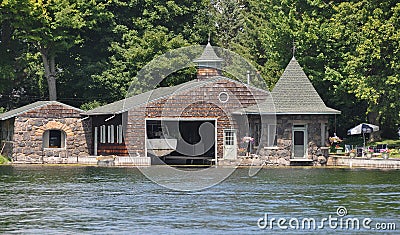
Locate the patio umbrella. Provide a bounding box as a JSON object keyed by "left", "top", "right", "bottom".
{"left": 347, "top": 123, "right": 379, "bottom": 135}
{"left": 347, "top": 123, "right": 380, "bottom": 155}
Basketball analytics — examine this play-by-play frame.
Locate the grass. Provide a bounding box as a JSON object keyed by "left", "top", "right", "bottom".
{"left": 371, "top": 139, "right": 400, "bottom": 158}
{"left": 0, "top": 155, "right": 10, "bottom": 164}
{"left": 336, "top": 138, "right": 400, "bottom": 159}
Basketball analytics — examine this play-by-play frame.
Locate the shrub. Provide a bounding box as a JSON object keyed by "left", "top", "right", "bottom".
{"left": 0, "top": 155, "right": 10, "bottom": 164}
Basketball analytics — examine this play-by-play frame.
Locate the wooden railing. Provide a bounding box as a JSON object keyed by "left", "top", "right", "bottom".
{"left": 114, "top": 156, "right": 151, "bottom": 166}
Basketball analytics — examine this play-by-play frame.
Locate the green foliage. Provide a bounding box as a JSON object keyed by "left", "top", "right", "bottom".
{"left": 389, "top": 149, "right": 400, "bottom": 158}
{"left": 0, "top": 0, "right": 399, "bottom": 137}
{"left": 92, "top": 0, "right": 210, "bottom": 101}
{"left": 325, "top": 1, "right": 400, "bottom": 134}
{"left": 0, "top": 155, "right": 10, "bottom": 164}
{"left": 80, "top": 100, "right": 105, "bottom": 111}
{"left": 372, "top": 139, "right": 400, "bottom": 148}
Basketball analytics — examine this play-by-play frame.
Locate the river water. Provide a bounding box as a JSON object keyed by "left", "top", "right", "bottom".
{"left": 0, "top": 165, "right": 399, "bottom": 234}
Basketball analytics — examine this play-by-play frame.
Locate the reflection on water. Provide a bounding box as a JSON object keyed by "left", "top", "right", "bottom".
{"left": 0, "top": 166, "right": 399, "bottom": 234}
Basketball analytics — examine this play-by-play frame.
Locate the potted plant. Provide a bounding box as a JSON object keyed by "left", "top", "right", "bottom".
{"left": 365, "top": 148, "right": 374, "bottom": 159}
{"left": 238, "top": 148, "right": 247, "bottom": 157}
{"left": 381, "top": 149, "right": 390, "bottom": 159}
{"left": 335, "top": 145, "right": 344, "bottom": 154}
{"left": 349, "top": 149, "right": 356, "bottom": 158}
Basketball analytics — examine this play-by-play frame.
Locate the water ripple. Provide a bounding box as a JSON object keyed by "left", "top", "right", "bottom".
{"left": 0, "top": 166, "right": 399, "bottom": 234}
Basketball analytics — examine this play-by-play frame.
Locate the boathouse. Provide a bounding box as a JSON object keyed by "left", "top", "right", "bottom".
{"left": 0, "top": 44, "right": 340, "bottom": 165}
{"left": 84, "top": 42, "right": 271, "bottom": 164}
{"left": 235, "top": 57, "right": 340, "bottom": 164}
{"left": 0, "top": 101, "right": 92, "bottom": 163}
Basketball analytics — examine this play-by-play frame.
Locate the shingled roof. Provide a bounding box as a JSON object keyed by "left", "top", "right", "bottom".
{"left": 235, "top": 57, "right": 340, "bottom": 115}
{"left": 85, "top": 77, "right": 230, "bottom": 115}
{"left": 0, "top": 101, "right": 83, "bottom": 120}
{"left": 83, "top": 80, "right": 208, "bottom": 115}
{"left": 84, "top": 75, "right": 270, "bottom": 115}
{"left": 192, "top": 42, "right": 224, "bottom": 64}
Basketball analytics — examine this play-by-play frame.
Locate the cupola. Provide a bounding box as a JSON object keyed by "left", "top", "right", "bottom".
{"left": 193, "top": 40, "right": 224, "bottom": 80}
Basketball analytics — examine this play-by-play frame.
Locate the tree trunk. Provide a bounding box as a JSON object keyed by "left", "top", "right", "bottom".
{"left": 40, "top": 48, "right": 57, "bottom": 101}
{"left": 367, "top": 111, "right": 381, "bottom": 142}
{"left": 1, "top": 20, "right": 12, "bottom": 47}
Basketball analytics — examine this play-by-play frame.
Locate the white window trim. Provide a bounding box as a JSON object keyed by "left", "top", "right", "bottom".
{"left": 108, "top": 125, "right": 114, "bottom": 143}
{"left": 100, "top": 125, "right": 106, "bottom": 144}
{"left": 117, "top": 125, "right": 123, "bottom": 144}
{"left": 43, "top": 129, "right": 67, "bottom": 149}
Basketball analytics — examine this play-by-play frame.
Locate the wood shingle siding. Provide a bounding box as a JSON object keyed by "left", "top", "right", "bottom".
{"left": 116, "top": 77, "right": 268, "bottom": 156}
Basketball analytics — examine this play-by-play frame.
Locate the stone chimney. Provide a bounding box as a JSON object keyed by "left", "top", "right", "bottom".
{"left": 193, "top": 41, "right": 224, "bottom": 80}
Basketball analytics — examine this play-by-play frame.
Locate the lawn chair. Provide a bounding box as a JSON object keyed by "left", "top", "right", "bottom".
{"left": 345, "top": 145, "right": 352, "bottom": 155}
{"left": 376, "top": 144, "right": 388, "bottom": 153}
{"left": 356, "top": 146, "right": 363, "bottom": 157}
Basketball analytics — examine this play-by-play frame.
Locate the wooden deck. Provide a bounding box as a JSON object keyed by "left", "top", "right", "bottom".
{"left": 36, "top": 156, "right": 152, "bottom": 166}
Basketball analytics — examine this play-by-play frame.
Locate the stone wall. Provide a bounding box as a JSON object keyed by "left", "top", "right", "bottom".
{"left": 12, "top": 117, "right": 92, "bottom": 163}
{"left": 259, "top": 114, "right": 330, "bottom": 163}
{"left": 16, "top": 103, "right": 92, "bottom": 163}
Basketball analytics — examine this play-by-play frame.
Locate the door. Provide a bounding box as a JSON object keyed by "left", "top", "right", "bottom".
{"left": 223, "top": 129, "right": 237, "bottom": 160}
{"left": 293, "top": 125, "right": 307, "bottom": 158}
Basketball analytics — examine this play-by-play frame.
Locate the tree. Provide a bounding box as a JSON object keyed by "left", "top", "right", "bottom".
{"left": 93, "top": 0, "right": 211, "bottom": 101}
{"left": 324, "top": 1, "right": 400, "bottom": 140}
{"left": 4, "top": 0, "right": 97, "bottom": 101}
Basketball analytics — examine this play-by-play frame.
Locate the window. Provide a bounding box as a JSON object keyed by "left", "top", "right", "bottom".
{"left": 108, "top": 125, "right": 114, "bottom": 143}
{"left": 43, "top": 130, "right": 66, "bottom": 148}
{"left": 116, "top": 125, "right": 123, "bottom": 144}
{"left": 100, "top": 125, "right": 106, "bottom": 143}
{"left": 218, "top": 92, "right": 229, "bottom": 103}
{"left": 253, "top": 122, "right": 261, "bottom": 146}
{"left": 267, "top": 124, "right": 277, "bottom": 146}
{"left": 224, "top": 130, "right": 235, "bottom": 146}
{"left": 321, "top": 123, "right": 327, "bottom": 146}
{"left": 1, "top": 120, "right": 14, "bottom": 142}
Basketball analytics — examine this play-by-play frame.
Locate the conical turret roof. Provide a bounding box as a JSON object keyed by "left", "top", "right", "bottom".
{"left": 233, "top": 57, "right": 340, "bottom": 115}
{"left": 193, "top": 42, "right": 223, "bottom": 63}
{"left": 270, "top": 57, "right": 340, "bottom": 114}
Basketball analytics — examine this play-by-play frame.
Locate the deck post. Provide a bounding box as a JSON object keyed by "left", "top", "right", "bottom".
{"left": 94, "top": 127, "right": 98, "bottom": 156}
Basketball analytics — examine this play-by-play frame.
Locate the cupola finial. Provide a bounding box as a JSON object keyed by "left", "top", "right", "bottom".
{"left": 292, "top": 40, "right": 296, "bottom": 59}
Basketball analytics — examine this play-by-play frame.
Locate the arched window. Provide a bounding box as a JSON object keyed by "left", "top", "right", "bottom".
{"left": 43, "top": 130, "right": 66, "bottom": 148}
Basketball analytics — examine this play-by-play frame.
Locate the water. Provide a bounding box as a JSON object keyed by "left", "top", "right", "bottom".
{"left": 0, "top": 165, "right": 399, "bottom": 234}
